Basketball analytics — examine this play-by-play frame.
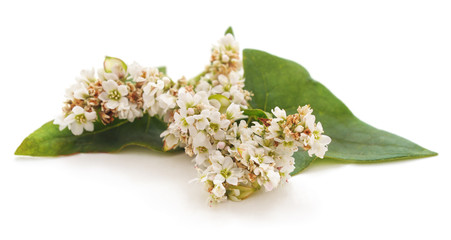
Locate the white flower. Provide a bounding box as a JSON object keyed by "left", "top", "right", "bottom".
{"left": 76, "top": 68, "right": 96, "bottom": 84}
{"left": 97, "top": 68, "right": 119, "bottom": 81}
{"left": 226, "top": 120, "right": 253, "bottom": 147}
{"left": 229, "top": 85, "right": 246, "bottom": 105}
{"left": 194, "top": 110, "right": 210, "bottom": 130}
{"left": 212, "top": 72, "right": 240, "bottom": 94}
{"left": 219, "top": 33, "right": 239, "bottom": 53}
{"left": 304, "top": 114, "right": 316, "bottom": 131}
{"left": 99, "top": 80, "right": 129, "bottom": 109}
{"left": 156, "top": 93, "right": 176, "bottom": 111}
{"left": 195, "top": 80, "right": 211, "bottom": 92}
{"left": 207, "top": 110, "right": 230, "bottom": 140}
{"left": 65, "top": 82, "right": 87, "bottom": 99}
{"left": 128, "top": 63, "right": 161, "bottom": 83}
{"left": 54, "top": 113, "right": 68, "bottom": 131}
{"left": 127, "top": 62, "right": 145, "bottom": 82}
{"left": 73, "top": 84, "right": 89, "bottom": 100}
{"left": 212, "top": 183, "right": 226, "bottom": 198}
{"left": 211, "top": 72, "right": 244, "bottom": 105}
{"left": 251, "top": 122, "right": 265, "bottom": 136}
{"left": 225, "top": 103, "right": 244, "bottom": 121}
{"left": 118, "top": 103, "right": 143, "bottom": 122}
{"left": 173, "top": 108, "right": 194, "bottom": 133}
{"left": 307, "top": 122, "right": 332, "bottom": 158}
{"left": 192, "top": 131, "right": 213, "bottom": 164}
{"left": 249, "top": 147, "right": 274, "bottom": 166}
{"left": 211, "top": 151, "right": 243, "bottom": 186}
{"left": 275, "top": 155, "right": 295, "bottom": 176}
{"left": 263, "top": 169, "right": 281, "bottom": 192}
{"left": 143, "top": 80, "right": 164, "bottom": 114}
{"left": 298, "top": 105, "right": 313, "bottom": 117}
{"left": 64, "top": 106, "right": 97, "bottom": 135}
{"left": 266, "top": 119, "right": 283, "bottom": 140}
{"left": 177, "top": 90, "right": 208, "bottom": 110}
{"left": 272, "top": 107, "right": 286, "bottom": 121}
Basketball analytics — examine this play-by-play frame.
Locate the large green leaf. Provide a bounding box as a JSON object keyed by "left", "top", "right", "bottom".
{"left": 15, "top": 115, "right": 169, "bottom": 156}
{"left": 243, "top": 49, "right": 437, "bottom": 175}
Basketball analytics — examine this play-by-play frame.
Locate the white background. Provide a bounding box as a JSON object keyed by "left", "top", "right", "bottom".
{"left": 1, "top": 1, "right": 450, "bottom": 239}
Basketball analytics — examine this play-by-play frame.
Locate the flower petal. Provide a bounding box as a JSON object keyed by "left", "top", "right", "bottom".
{"left": 226, "top": 177, "right": 238, "bottom": 186}
{"left": 72, "top": 106, "right": 84, "bottom": 115}
{"left": 223, "top": 157, "right": 233, "bottom": 169}
{"left": 102, "top": 80, "right": 117, "bottom": 92}
{"left": 99, "top": 92, "right": 109, "bottom": 101}
{"left": 84, "top": 122, "right": 94, "bottom": 132}
{"left": 118, "top": 85, "right": 128, "bottom": 96}
{"left": 106, "top": 100, "right": 119, "bottom": 109}
{"left": 70, "top": 123, "right": 84, "bottom": 135}
{"left": 213, "top": 174, "right": 225, "bottom": 185}
{"left": 85, "top": 111, "right": 97, "bottom": 121}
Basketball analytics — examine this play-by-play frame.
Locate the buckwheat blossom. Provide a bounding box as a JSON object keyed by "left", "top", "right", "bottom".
{"left": 76, "top": 68, "right": 96, "bottom": 84}
{"left": 118, "top": 103, "right": 143, "bottom": 122}
{"left": 64, "top": 106, "right": 97, "bottom": 135}
{"left": 99, "top": 80, "right": 129, "bottom": 110}
{"left": 159, "top": 33, "right": 330, "bottom": 204}
{"left": 52, "top": 33, "right": 331, "bottom": 204}
{"left": 54, "top": 114, "right": 69, "bottom": 131}
{"left": 54, "top": 56, "right": 181, "bottom": 133}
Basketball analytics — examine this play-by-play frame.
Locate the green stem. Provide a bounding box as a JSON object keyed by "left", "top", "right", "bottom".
{"left": 188, "top": 70, "right": 208, "bottom": 85}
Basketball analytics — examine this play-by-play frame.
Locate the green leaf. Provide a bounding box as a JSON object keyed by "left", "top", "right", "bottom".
{"left": 224, "top": 26, "right": 234, "bottom": 37}
{"left": 157, "top": 66, "right": 167, "bottom": 75}
{"left": 242, "top": 108, "right": 272, "bottom": 119}
{"left": 15, "top": 115, "right": 172, "bottom": 157}
{"left": 292, "top": 151, "right": 317, "bottom": 174}
{"left": 243, "top": 49, "right": 437, "bottom": 175}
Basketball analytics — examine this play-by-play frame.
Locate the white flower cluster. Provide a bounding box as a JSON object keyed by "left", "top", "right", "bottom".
{"left": 55, "top": 57, "right": 185, "bottom": 135}
{"left": 53, "top": 33, "right": 331, "bottom": 204}
{"left": 160, "top": 34, "right": 331, "bottom": 204}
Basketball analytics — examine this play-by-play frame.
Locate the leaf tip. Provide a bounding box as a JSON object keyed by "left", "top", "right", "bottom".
{"left": 157, "top": 66, "right": 167, "bottom": 75}
{"left": 14, "top": 137, "right": 32, "bottom": 156}
{"left": 425, "top": 149, "right": 438, "bottom": 157}
{"left": 224, "top": 26, "right": 234, "bottom": 37}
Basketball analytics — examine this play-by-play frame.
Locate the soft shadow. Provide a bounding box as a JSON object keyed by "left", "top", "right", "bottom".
{"left": 302, "top": 158, "right": 346, "bottom": 174}
{"left": 301, "top": 155, "right": 435, "bottom": 174}
{"left": 203, "top": 180, "right": 318, "bottom": 222}
{"left": 14, "top": 147, "right": 319, "bottom": 219}
{"left": 15, "top": 146, "right": 195, "bottom": 192}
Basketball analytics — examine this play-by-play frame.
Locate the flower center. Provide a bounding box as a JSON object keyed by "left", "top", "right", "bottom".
{"left": 75, "top": 114, "right": 86, "bottom": 124}
{"left": 108, "top": 89, "right": 121, "bottom": 101}
{"left": 221, "top": 168, "right": 231, "bottom": 179}
{"left": 226, "top": 111, "right": 234, "bottom": 120}
{"left": 197, "top": 146, "right": 208, "bottom": 153}
{"left": 210, "top": 123, "right": 219, "bottom": 132}
{"left": 223, "top": 84, "right": 231, "bottom": 91}
{"left": 182, "top": 118, "right": 188, "bottom": 127}
{"left": 313, "top": 130, "right": 320, "bottom": 140}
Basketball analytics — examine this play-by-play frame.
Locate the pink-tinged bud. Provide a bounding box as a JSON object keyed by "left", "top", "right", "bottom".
{"left": 217, "top": 141, "right": 226, "bottom": 149}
